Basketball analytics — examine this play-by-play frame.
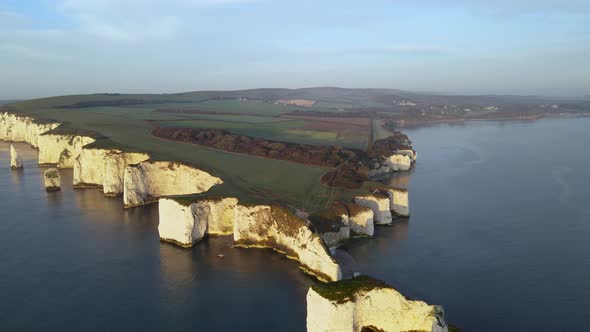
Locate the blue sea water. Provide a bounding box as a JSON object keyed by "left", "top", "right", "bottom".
{"left": 1, "top": 117, "right": 589, "bottom": 331}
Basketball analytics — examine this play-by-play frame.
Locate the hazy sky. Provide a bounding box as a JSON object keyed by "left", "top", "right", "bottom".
{"left": 1, "top": 0, "right": 589, "bottom": 99}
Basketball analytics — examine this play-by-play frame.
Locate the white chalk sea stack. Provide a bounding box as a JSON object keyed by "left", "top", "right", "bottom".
{"left": 354, "top": 194, "right": 392, "bottom": 225}
{"left": 306, "top": 276, "right": 449, "bottom": 332}
{"left": 346, "top": 204, "right": 374, "bottom": 237}
{"left": 10, "top": 145, "right": 23, "bottom": 169}
{"left": 387, "top": 187, "right": 410, "bottom": 217}
{"left": 158, "top": 198, "right": 207, "bottom": 247}
{"left": 44, "top": 168, "right": 61, "bottom": 191}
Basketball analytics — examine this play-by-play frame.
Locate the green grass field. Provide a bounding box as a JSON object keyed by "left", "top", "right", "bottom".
{"left": 3, "top": 90, "right": 386, "bottom": 211}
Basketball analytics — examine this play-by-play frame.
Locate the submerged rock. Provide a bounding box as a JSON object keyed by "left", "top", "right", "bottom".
{"left": 44, "top": 168, "right": 61, "bottom": 191}
{"left": 123, "top": 161, "right": 222, "bottom": 207}
{"left": 306, "top": 275, "right": 448, "bottom": 332}
{"left": 10, "top": 145, "right": 23, "bottom": 169}
{"left": 354, "top": 194, "right": 392, "bottom": 225}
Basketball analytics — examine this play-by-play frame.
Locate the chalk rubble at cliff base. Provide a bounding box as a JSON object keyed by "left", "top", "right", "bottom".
{"left": 307, "top": 275, "right": 448, "bottom": 332}
{"left": 44, "top": 168, "right": 61, "bottom": 191}
{"left": 10, "top": 145, "right": 23, "bottom": 169}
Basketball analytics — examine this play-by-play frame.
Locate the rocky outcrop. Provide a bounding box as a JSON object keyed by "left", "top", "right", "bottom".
{"left": 73, "top": 148, "right": 150, "bottom": 194}
{"left": 354, "top": 194, "right": 392, "bottom": 225}
{"left": 342, "top": 203, "right": 374, "bottom": 237}
{"left": 103, "top": 151, "right": 150, "bottom": 196}
{"left": 38, "top": 133, "right": 95, "bottom": 168}
{"left": 307, "top": 275, "right": 448, "bottom": 332}
{"left": 0, "top": 112, "right": 59, "bottom": 148}
{"left": 308, "top": 206, "right": 350, "bottom": 247}
{"left": 234, "top": 204, "right": 342, "bottom": 282}
{"left": 369, "top": 154, "right": 413, "bottom": 177}
{"left": 157, "top": 197, "right": 341, "bottom": 281}
{"left": 10, "top": 145, "right": 23, "bottom": 169}
{"left": 195, "top": 197, "right": 238, "bottom": 235}
{"left": 73, "top": 147, "right": 109, "bottom": 188}
{"left": 386, "top": 188, "right": 410, "bottom": 217}
{"left": 44, "top": 168, "right": 61, "bottom": 191}
{"left": 123, "top": 161, "right": 222, "bottom": 207}
{"left": 158, "top": 198, "right": 207, "bottom": 247}
{"left": 395, "top": 149, "right": 417, "bottom": 162}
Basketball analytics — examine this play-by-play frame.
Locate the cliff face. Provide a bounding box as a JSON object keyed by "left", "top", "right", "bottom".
{"left": 73, "top": 148, "right": 109, "bottom": 188}
{"left": 196, "top": 197, "right": 238, "bottom": 235}
{"left": 354, "top": 195, "right": 392, "bottom": 225}
{"left": 308, "top": 206, "right": 351, "bottom": 247}
{"left": 0, "top": 112, "right": 59, "bottom": 148}
{"left": 103, "top": 151, "right": 150, "bottom": 196}
{"left": 369, "top": 154, "right": 413, "bottom": 177}
{"left": 158, "top": 198, "right": 207, "bottom": 247}
{"left": 73, "top": 148, "right": 150, "bottom": 194}
{"left": 123, "top": 161, "right": 222, "bottom": 207}
{"left": 157, "top": 198, "right": 341, "bottom": 282}
{"left": 38, "top": 134, "right": 95, "bottom": 168}
{"left": 345, "top": 204, "right": 374, "bottom": 237}
{"left": 10, "top": 145, "right": 23, "bottom": 169}
{"left": 234, "top": 204, "right": 342, "bottom": 282}
{"left": 386, "top": 188, "right": 410, "bottom": 217}
{"left": 307, "top": 276, "right": 448, "bottom": 332}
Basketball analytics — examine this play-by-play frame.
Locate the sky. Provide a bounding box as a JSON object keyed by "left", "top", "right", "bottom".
{"left": 0, "top": 0, "right": 589, "bottom": 99}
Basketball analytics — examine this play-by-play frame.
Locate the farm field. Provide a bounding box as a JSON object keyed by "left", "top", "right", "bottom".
{"left": 2, "top": 89, "right": 386, "bottom": 211}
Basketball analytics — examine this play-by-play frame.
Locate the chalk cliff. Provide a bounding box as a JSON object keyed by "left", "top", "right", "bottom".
{"left": 196, "top": 197, "right": 238, "bottom": 235}
{"left": 44, "top": 168, "right": 61, "bottom": 191}
{"left": 158, "top": 198, "right": 207, "bottom": 247}
{"left": 369, "top": 154, "right": 412, "bottom": 177}
{"left": 0, "top": 112, "right": 59, "bottom": 148}
{"left": 341, "top": 203, "right": 374, "bottom": 237}
{"left": 73, "top": 147, "right": 109, "bottom": 188}
{"left": 307, "top": 275, "right": 448, "bottom": 332}
{"left": 308, "top": 206, "right": 351, "bottom": 247}
{"left": 354, "top": 194, "right": 392, "bottom": 225}
{"left": 103, "top": 151, "right": 150, "bottom": 196}
{"left": 10, "top": 145, "right": 23, "bottom": 169}
{"left": 157, "top": 197, "right": 341, "bottom": 281}
{"left": 234, "top": 204, "right": 342, "bottom": 282}
{"left": 38, "top": 133, "right": 95, "bottom": 168}
{"left": 123, "top": 161, "right": 222, "bottom": 207}
{"left": 386, "top": 188, "right": 410, "bottom": 217}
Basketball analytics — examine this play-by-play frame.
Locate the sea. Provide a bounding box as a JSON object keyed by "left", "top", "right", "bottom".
{"left": 1, "top": 117, "right": 589, "bottom": 331}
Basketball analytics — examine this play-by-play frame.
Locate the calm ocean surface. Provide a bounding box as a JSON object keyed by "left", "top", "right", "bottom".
{"left": 1, "top": 117, "right": 589, "bottom": 331}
